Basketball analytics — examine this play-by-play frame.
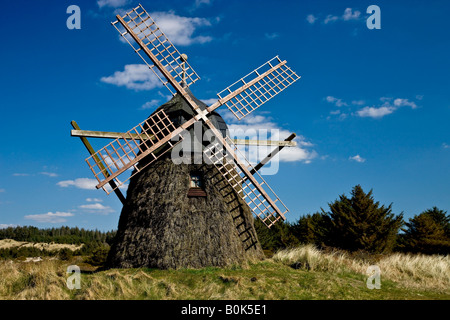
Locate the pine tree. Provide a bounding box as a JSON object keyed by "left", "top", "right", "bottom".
{"left": 254, "top": 219, "right": 299, "bottom": 255}
{"left": 323, "top": 185, "right": 403, "bottom": 253}
{"left": 399, "top": 207, "right": 450, "bottom": 254}
{"left": 291, "top": 212, "right": 330, "bottom": 247}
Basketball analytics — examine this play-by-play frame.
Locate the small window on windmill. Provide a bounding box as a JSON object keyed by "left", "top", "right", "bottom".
{"left": 188, "top": 172, "right": 207, "bottom": 197}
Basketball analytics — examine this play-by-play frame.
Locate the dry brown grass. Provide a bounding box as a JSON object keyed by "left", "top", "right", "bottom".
{"left": 0, "top": 239, "right": 83, "bottom": 252}
{"left": 0, "top": 259, "right": 70, "bottom": 300}
{"left": 272, "top": 245, "right": 450, "bottom": 292}
{"left": 0, "top": 245, "right": 449, "bottom": 300}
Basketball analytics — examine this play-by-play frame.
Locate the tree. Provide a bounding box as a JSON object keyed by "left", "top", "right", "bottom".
{"left": 291, "top": 212, "right": 330, "bottom": 247}
{"left": 422, "top": 207, "right": 450, "bottom": 237}
{"left": 254, "top": 219, "right": 299, "bottom": 256}
{"left": 322, "top": 185, "right": 403, "bottom": 253}
{"left": 399, "top": 207, "right": 450, "bottom": 255}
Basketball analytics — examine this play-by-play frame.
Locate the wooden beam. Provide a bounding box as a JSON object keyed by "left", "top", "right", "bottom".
{"left": 71, "top": 129, "right": 153, "bottom": 141}
{"left": 232, "top": 138, "right": 296, "bottom": 147}
{"left": 71, "top": 129, "right": 297, "bottom": 147}
{"left": 250, "top": 133, "right": 297, "bottom": 175}
{"left": 70, "top": 121, "right": 126, "bottom": 205}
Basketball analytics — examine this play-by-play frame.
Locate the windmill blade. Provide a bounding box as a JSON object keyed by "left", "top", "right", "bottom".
{"left": 112, "top": 4, "right": 200, "bottom": 96}
{"left": 86, "top": 109, "right": 186, "bottom": 194}
{"left": 203, "top": 135, "right": 289, "bottom": 229}
{"left": 70, "top": 129, "right": 297, "bottom": 147}
{"left": 71, "top": 121, "right": 127, "bottom": 204}
{"left": 249, "top": 133, "right": 297, "bottom": 175}
{"left": 209, "top": 56, "right": 300, "bottom": 120}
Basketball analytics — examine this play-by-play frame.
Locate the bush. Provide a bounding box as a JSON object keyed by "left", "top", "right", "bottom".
{"left": 85, "top": 246, "right": 110, "bottom": 266}
{"left": 58, "top": 248, "right": 73, "bottom": 261}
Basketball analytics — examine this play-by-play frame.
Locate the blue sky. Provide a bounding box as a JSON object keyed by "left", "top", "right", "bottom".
{"left": 1, "top": 0, "right": 449, "bottom": 231}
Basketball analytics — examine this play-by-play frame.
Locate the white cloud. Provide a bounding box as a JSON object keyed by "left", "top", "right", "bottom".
{"left": 86, "top": 198, "right": 103, "bottom": 202}
{"left": 25, "top": 212, "right": 74, "bottom": 224}
{"left": 225, "top": 112, "right": 317, "bottom": 164}
{"left": 326, "top": 96, "right": 347, "bottom": 107}
{"left": 150, "top": 11, "right": 213, "bottom": 46}
{"left": 351, "top": 100, "right": 365, "bottom": 106}
{"left": 278, "top": 146, "right": 318, "bottom": 163}
{"left": 13, "top": 172, "right": 58, "bottom": 178}
{"left": 79, "top": 203, "right": 114, "bottom": 214}
{"left": 442, "top": 143, "right": 450, "bottom": 149}
{"left": 306, "top": 14, "right": 318, "bottom": 24}
{"left": 201, "top": 98, "right": 218, "bottom": 106}
{"left": 57, "top": 178, "right": 98, "bottom": 190}
{"left": 39, "top": 172, "right": 58, "bottom": 177}
{"left": 0, "top": 224, "right": 17, "bottom": 229}
{"left": 342, "top": 8, "right": 361, "bottom": 21}
{"left": 349, "top": 154, "right": 366, "bottom": 163}
{"left": 79, "top": 203, "right": 107, "bottom": 210}
{"left": 324, "top": 14, "right": 339, "bottom": 24}
{"left": 325, "top": 95, "right": 418, "bottom": 120}
{"left": 355, "top": 97, "right": 419, "bottom": 119}
{"left": 101, "top": 64, "right": 163, "bottom": 91}
{"left": 194, "top": 0, "right": 212, "bottom": 7}
{"left": 316, "top": 8, "right": 362, "bottom": 24}
{"left": 97, "top": 0, "right": 130, "bottom": 9}
{"left": 393, "top": 98, "right": 418, "bottom": 109}
{"left": 141, "top": 99, "right": 161, "bottom": 110}
{"left": 357, "top": 106, "right": 395, "bottom": 119}
{"left": 265, "top": 32, "right": 280, "bottom": 40}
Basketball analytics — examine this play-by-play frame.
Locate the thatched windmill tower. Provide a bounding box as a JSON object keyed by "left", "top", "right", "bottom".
{"left": 106, "top": 92, "right": 264, "bottom": 269}
{"left": 71, "top": 4, "right": 301, "bottom": 269}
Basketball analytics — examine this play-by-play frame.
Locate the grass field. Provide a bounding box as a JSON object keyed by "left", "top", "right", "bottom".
{"left": 0, "top": 244, "right": 449, "bottom": 300}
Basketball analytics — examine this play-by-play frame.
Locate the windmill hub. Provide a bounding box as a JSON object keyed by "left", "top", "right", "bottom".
{"left": 180, "top": 53, "right": 188, "bottom": 62}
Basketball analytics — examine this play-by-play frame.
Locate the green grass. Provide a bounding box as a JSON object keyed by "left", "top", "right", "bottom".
{"left": 1, "top": 245, "right": 449, "bottom": 300}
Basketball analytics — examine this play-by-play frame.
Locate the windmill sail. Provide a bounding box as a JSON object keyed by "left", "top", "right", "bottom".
{"left": 112, "top": 4, "right": 200, "bottom": 96}
{"left": 85, "top": 109, "right": 184, "bottom": 193}
{"left": 213, "top": 56, "right": 300, "bottom": 120}
{"left": 203, "top": 137, "right": 288, "bottom": 228}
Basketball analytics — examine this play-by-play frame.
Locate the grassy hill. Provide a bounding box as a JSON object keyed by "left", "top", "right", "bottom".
{"left": 1, "top": 244, "right": 448, "bottom": 300}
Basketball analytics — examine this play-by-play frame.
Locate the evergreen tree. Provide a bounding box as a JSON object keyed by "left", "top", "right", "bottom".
{"left": 423, "top": 207, "right": 450, "bottom": 237}
{"left": 0, "top": 226, "right": 117, "bottom": 259}
{"left": 291, "top": 212, "right": 330, "bottom": 247}
{"left": 322, "top": 185, "right": 403, "bottom": 253}
{"left": 399, "top": 207, "right": 450, "bottom": 255}
{"left": 254, "top": 219, "right": 299, "bottom": 255}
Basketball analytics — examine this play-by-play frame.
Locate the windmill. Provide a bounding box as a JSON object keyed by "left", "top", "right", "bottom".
{"left": 71, "top": 4, "right": 301, "bottom": 269}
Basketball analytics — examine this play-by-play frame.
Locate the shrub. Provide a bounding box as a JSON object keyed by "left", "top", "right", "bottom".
{"left": 85, "top": 246, "right": 110, "bottom": 266}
